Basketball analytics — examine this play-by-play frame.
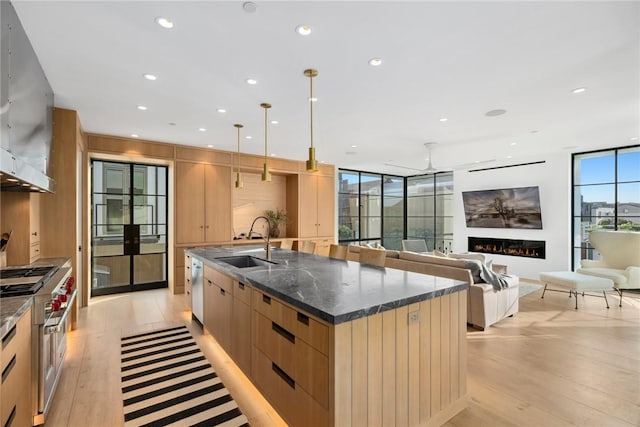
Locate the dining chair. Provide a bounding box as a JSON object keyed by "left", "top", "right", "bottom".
{"left": 328, "top": 244, "right": 348, "bottom": 260}
{"left": 279, "top": 239, "right": 293, "bottom": 250}
{"left": 401, "top": 239, "right": 428, "bottom": 252}
{"left": 359, "top": 247, "right": 386, "bottom": 267}
{"left": 300, "top": 240, "right": 316, "bottom": 254}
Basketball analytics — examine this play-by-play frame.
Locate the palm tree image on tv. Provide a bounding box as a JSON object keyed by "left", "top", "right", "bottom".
{"left": 462, "top": 187, "right": 543, "bottom": 229}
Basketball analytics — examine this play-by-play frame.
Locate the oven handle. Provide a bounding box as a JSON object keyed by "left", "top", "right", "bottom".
{"left": 44, "top": 289, "right": 76, "bottom": 335}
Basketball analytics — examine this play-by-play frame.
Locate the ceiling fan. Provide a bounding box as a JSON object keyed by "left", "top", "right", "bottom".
{"left": 384, "top": 142, "right": 495, "bottom": 174}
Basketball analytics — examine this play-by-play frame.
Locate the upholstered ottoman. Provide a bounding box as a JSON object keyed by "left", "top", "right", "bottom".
{"left": 539, "top": 271, "right": 614, "bottom": 309}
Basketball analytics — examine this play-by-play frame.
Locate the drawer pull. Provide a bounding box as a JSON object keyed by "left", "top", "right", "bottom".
{"left": 239, "top": 282, "right": 245, "bottom": 290}
{"left": 220, "top": 288, "right": 226, "bottom": 296}
{"left": 4, "top": 405, "right": 16, "bottom": 427}
{"left": 2, "top": 355, "right": 16, "bottom": 383}
{"left": 272, "top": 322, "right": 295, "bottom": 344}
{"left": 262, "top": 294, "right": 271, "bottom": 305}
{"left": 297, "top": 312, "right": 309, "bottom": 326}
{"left": 2, "top": 324, "right": 16, "bottom": 349}
{"left": 272, "top": 362, "right": 295, "bottom": 389}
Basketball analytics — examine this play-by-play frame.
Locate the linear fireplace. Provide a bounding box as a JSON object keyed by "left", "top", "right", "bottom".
{"left": 468, "top": 237, "right": 546, "bottom": 259}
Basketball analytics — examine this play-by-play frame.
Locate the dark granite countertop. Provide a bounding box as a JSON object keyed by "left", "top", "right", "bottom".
{"left": 186, "top": 246, "right": 468, "bottom": 325}
{"left": 0, "top": 257, "right": 72, "bottom": 337}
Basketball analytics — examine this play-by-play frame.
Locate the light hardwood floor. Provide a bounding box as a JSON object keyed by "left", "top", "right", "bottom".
{"left": 47, "top": 286, "right": 640, "bottom": 426}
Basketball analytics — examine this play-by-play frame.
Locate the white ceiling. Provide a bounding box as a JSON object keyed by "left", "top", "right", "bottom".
{"left": 12, "top": 1, "right": 640, "bottom": 175}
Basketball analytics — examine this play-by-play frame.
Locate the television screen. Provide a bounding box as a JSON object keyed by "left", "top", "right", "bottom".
{"left": 462, "top": 186, "right": 542, "bottom": 229}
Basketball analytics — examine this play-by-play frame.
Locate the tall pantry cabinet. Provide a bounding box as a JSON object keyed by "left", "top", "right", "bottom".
{"left": 175, "top": 161, "right": 232, "bottom": 244}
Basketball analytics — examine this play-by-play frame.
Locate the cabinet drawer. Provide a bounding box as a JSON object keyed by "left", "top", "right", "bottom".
{"left": 252, "top": 290, "right": 296, "bottom": 332}
{"left": 204, "top": 265, "right": 233, "bottom": 294}
{"left": 1, "top": 309, "right": 31, "bottom": 427}
{"left": 251, "top": 347, "right": 328, "bottom": 427}
{"left": 1, "top": 310, "right": 29, "bottom": 367}
{"left": 253, "top": 312, "right": 329, "bottom": 408}
{"left": 293, "top": 311, "right": 329, "bottom": 356}
{"left": 29, "top": 242, "right": 41, "bottom": 263}
{"left": 253, "top": 290, "right": 329, "bottom": 355}
{"left": 233, "top": 281, "right": 252, "bottom": 305}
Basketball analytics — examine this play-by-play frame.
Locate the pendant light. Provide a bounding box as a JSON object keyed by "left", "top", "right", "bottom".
{"left": 304, "top": 68, "right": 319, "bottom": 172}
{"left": 234, "top": 123, "right": 243, "bottom": 188}
{"left": 260, "top": 102, "right": 272, "bottom": 182}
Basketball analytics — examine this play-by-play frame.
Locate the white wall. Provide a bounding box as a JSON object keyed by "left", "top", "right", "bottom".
{"left": 453, "top": 152, "right": 572, "bottom": 280}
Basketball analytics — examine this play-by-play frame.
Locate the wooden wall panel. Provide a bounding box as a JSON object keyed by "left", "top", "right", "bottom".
{"left": 87, "top": 134, "right": 175, "bottom": 159}
{"left": 366, "top": 313, "right": 383, "bottom": 427}
{"left": 175, "top": 146, "right": 232, "bottom": 164}
{"left": 232, "top": 173, "right": 287, "bottom": 237}
{"left": 330, "top": 291, "right": 467, "bottom": 427}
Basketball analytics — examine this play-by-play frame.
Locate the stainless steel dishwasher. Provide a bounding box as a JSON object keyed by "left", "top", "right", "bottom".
{"left": 191, "top": 257, "right": 204, "bottom": 323}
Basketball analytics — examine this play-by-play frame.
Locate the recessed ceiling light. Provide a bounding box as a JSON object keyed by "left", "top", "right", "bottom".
{"left": 270, "top": 153, "right": 277, "bottom": 157}
{"left": 155, "top": 17, "right": 174, "bottom": 29}
{"left": 295, "top": 25, "right": 312, "bottom": 36}
{"left": 217, "top": 108, "right": 227, "bottom": 113}
{"left": 7, "top": 178, "right": 18, "bottom": 182}
{"left": 270, "top": 120, "right": 279, "bottom": 125}
{"left": 198, "top": 128, "right": 206, "bottom": 132}
{"left": 351, "top": 145, "right": 358, "bottom": 148}
{"left": 368, "top": 58, "right": 382, "bottom": 67}
{"left": 245, "top": 135, "right": 253, "bottom": 140}
{"left": 439, "top": 117, "right": 448, "bottom": 122}
{"left": 131, "top": 134, "right": 139, "bottom": 138}
{"left": 572, "top": 87, "right": 587, "bottom": 94}
{"left": 21, "top": 183, "right": 30, "bottom": 187}
{"left": 143, "top": 73, "right": 157, "bottom": 81}
{"left": 207, "top": 144, "right": 214, "bottom": 148}
{"left": 510, "top": 142, "right": 517, "bottom": 146}
{"left": 246, "top": 78, "right": 257, "bottom": 85}
{"left": 630, "top": 137, "right": 639, "bottom": 141}
{"left": 137, "top": 105, "right": 147, "bottom": 111}
{"left": 485, "top": 109, "right": 507, "bottom": 117}
{"left": 506, "top": 155, "right": 513, "bottom": 159}
{"left": 309, "top": 97, "right": 318, "bottom": 102}
{"left": 242, "top": 2, "right": 257, "bottom": 13}
{"left": 30, "top": 186, "right": 39, "bottom": 190}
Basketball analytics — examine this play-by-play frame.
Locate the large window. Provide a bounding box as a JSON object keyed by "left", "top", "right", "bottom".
{"left": 572, "top": 145, "right": 640, "bottom": 268}
{"left": 338, "top": 170, "right": 405, "bottom": 249}
{"left": 407, "top": 172, "right": 454, "bottom": 252}
{"left": 338, "top": 169, "right": 453, "bottom": 250}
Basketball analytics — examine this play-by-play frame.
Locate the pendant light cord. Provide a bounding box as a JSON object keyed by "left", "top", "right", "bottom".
{"left": 309, "top": 73, "right": 314, "bottom": 149}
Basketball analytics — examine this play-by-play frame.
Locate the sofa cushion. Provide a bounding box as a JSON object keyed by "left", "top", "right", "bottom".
{"left": 448, "top": 252, "right": 486, "bottom": 263}
{"left": 399, "top": 251, "right": 483, "bottom": 283}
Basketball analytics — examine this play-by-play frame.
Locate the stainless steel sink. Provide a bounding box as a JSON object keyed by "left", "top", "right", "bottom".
{"left": 216, "top": 255, "right": 276, "bottom": 268}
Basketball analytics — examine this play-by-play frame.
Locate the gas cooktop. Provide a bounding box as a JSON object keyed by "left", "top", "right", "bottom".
{"left": 0, "top": 266, "right": 59, "bottom": 297}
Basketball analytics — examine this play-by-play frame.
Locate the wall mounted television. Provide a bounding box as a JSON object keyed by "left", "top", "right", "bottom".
{"left": 462, "top": 186, "right": 543, "bottom": 229}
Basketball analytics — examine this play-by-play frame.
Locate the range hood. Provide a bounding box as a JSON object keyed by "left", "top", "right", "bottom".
{"left": 0, "top": 1, "right": 55, "bottom": 193}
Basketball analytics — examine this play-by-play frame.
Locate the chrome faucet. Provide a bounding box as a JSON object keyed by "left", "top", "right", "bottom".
{"left": 248, "top": 216, "right": 272, "bottom": 261}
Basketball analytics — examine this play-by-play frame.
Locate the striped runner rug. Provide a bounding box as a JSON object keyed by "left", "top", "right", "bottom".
{"left": 121, "top": 325, "right": 250, "bottom": 427}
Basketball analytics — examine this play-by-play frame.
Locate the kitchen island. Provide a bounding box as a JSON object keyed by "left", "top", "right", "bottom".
{"left": 187, "top": 246, "right": 469, "bottom": 426}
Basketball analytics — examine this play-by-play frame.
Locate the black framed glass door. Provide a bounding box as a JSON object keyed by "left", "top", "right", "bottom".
{"left": 91, "top": 160, "right": 168, "bottom": 296}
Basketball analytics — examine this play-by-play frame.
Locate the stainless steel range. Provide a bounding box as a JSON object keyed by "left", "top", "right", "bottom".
{"left": 0, "top": 264, "right": 76, "bottom": 426}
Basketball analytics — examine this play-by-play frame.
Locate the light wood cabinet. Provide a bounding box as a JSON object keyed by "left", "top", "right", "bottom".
{"left": 231, "top": 280, "right": 252, "bottom": 374}
{"left": 175, "top": 162, "right": 232, "bottom": 244}
{"left": 1, "top": 307, "right": 32, "bottom": 427}
{"left": 299, "top": 174, "right": 335, "bottom": 238}
{"left": 184, "top": 254, "right": 192, "bottom": 309}
{"left": 0, "top": 192, "right": 41, "bottom": 265}
{"left": 203, "top": 265, "right": 232, "bottom": 352}
{"left": 251, "top": 289, "right": 330, "bottom": 425}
